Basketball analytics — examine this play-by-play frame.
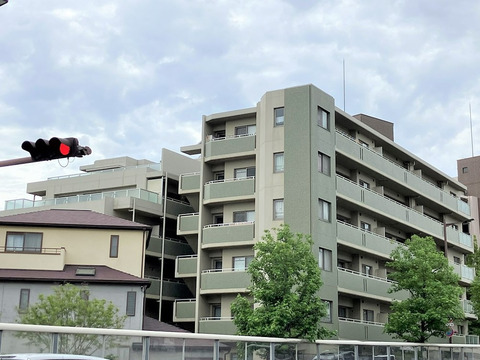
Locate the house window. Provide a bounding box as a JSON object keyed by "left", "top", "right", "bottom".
{"left": 454, "top": 256, "right": 461, "bottom": 265}
{"left": 19, "top": 289, "right": 30, "bottom": 312}
{"left": 319, "top": 247, "right": 332, "bottom": 271}
{"left": 359, "top": 140, "right": 369, "bottom": 148}
{"left": 363, "top": 309, "right": 374, "bottom": 322}
{"left": 233, "top": 210, "right": 255, "bottom": 223}
{"left": 360, "top": 222, "right": 371, "bottom": 232}
{"left": 6, "top": 232, "right": 42, "bottom": 252}
{"left": 235, "top": 125, "right": 256, "bottom": 136}
{"left": 234, "top": 167, "right": 255, "bottom": 179}
{"left": 233, "top": 256, "right": 253, "bottom": 271}
{"left": 213, "top": 130, "right": 225, "bottom": 139}
{"left": 318, "top": 152, "right": 331, "bottom": 175}
{"left": 212, "top": 304, "right": 221, "bottom": 319}
{"left": 317, "top": 107, "right": 330, "bottom": 130}
{"left": 110, "top": 235, "right": 119, "bottom": 258}
{"left": 126, "top": 291, "right": 136, "bottom": 316}
{"left": 318, "top": 199, "right": 331, "bottom": 222}
{"left": 462, "top": 167, "right": 469, "bottom": 174}
{"left": 322, "top": 300, "right": 332, "bottom": 322}
{"left": 362, "top": 264, "right": 373, "bottom": 276}
{"left": 273, "top": 199, "right": 284, "bottom": 220}
{"left": 274, "top": 107, "right": 284, "bottom": 126}
{"left": 212, "top": 214, "right": 224, "bottom": 224}
{"left": 458, "top": 325, "right": 464, "bottom": 335}
{"left": 359, "top": 180, "right": 370, "bottom": 189}
{"left": 274, "top": 152, "right": 285, "bottom": 173}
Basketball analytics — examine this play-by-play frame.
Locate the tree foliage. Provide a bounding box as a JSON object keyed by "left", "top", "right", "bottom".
{"left": 465, "top": 236, "right": 480, "bottom": 336}
{"left": 17, "top": 283, "right": 126, "bottom": 355}
{"left": 231, "top": 224, "right": 335, "bottom": 341}
{"left": 385, "top": 235, "right": 464, "bottom": 343}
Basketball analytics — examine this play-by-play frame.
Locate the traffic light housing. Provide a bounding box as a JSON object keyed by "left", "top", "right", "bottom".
{"left": 22, "top": 137, "right": 91, "bottom": 162}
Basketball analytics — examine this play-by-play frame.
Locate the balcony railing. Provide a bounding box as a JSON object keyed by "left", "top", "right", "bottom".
{"left": 179, "top": 172, "right": 200, "bottom": 193}
{"left": 202, "top": 221, "right": 255, "bottom": 247}
{"left": 203, "top": 177, "right": 255, "bottom": 204}
{"left": 336, "top": 131, "right": 470, "bottom": 216}
{"left": 200, "top": 268, "right": 250, "bottom": 294}
{"left": 204, "top": 133, "right": 255, "bottom": 160}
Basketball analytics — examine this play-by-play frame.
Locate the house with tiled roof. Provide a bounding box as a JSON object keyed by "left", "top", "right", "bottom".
{"left": 0, "top": 209, "right": 151, "bottom": 330}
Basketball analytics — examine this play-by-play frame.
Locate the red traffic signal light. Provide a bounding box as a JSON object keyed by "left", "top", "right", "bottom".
{"left": 22, "top": 137, "right": 91, "bottom": 162}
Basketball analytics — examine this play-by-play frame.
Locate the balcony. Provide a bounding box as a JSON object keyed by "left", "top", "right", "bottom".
{"left": 179, "top": 172, "right": 200, "bottom": 194}
{"left": 199, "top": 317, "right": 237, "bottom": 335}
{"left": 336, "top": 132, "right": 470, "bottom": 216}
{"left": 203, "top": 177, "right": 255, "bottom": 205}
{"left": 339, "top": 318, "right": 391, "bottom": 341}
{"left": 202, "top": 222, "right": 255, "bottom": 248}
{"left": 177, "top": 213, "right": 199, "bottom": 235}
{"left": 173, "top": 298, "right": 196, "bottom": 322}
{"left": 146, "top": 236, "right": 193, "bottom": 257}
{"left": 337, "top": 176, "right": 467, "bottom": 244}
{"left": 452, "top": 263, "right": 475, "bottom": 284}
{"left": 0, "top": 247, "right": 66, "bottom": 271}
{"left": 176, "top": 255, "right": 198, "bottom": 278}
{"left": 337, "top": 268, "right": 409, "bottom": 302}
{"left": 336, "top": 221, "right": 403, "bottom": 258}
{"left": 146, "top": 278, "right": 193, "bottom": 300}
{"left": 204, "top": 134, "right": 255, "bottom": 162}
{"left": 200, "top": 269, "right": 250, "bottom": 294}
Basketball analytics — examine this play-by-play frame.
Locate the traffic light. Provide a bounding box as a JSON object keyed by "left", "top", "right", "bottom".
{"left": 21, "top": 137, "right": 92, "bottom": 162}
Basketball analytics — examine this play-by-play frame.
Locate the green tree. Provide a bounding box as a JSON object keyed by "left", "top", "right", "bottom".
{"left": 17, "top": 283, "right": 126, "bottom": 354}
{"left": 385, "top": 235, "right": 464, "bottom": 342}
{"left": 231, "top": 224, "right": 335, "bottom": 342}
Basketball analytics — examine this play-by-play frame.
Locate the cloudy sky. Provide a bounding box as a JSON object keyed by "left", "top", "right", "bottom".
{"left": 1, "top": 0, "right": 479, "bottom": 207}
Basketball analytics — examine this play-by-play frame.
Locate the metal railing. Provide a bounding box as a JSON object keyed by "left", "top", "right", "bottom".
{"left": 2, "top": 322, "right": 480, "bottom": 360}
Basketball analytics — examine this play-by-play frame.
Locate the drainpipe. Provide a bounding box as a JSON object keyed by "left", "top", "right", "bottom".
{"left": 159, "top": 174, "right": 168, "bottom": 321}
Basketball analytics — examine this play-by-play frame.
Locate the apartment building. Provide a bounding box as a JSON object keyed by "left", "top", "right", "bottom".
{"left": 175, "top": 84, "right": 475, "bottom": 341}
{"left": 1, "top": 148, "right": 200, "bottom": 327}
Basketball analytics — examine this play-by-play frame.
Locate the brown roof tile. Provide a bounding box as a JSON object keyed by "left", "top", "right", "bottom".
{"left": 0, "top": 209, "right": 150, "bottom": 231}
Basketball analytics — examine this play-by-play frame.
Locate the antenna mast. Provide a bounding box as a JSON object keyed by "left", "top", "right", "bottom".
{"left": 470, "top": 103, "right": 474, "bottom": 157}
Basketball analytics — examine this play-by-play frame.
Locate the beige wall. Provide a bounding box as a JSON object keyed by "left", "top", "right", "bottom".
{"left": 0, "top": 226, "right": 146, "bottom": 277}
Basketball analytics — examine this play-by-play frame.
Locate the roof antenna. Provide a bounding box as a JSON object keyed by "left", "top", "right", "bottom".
{"left": 470, "top": 102, "right": 474, "bottom": 157}
{"left": 343, "top": 59, "right": 346, "bottom": 112}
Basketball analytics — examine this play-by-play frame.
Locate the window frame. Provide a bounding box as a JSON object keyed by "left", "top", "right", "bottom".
{"left": 317, "top": 107, "right": 330, "bottom": 130}
{"left": 233, "top": 210, "right": 255, "bottom": 223}
{"left": 6, "top": 231, "right": 42, "bottom": 253}
{"left": 19, "top": 288, "right": 30, "bottom": 313}
{"left": 318, "top": 152, "right": 331, "bottom": 175}
{"left": 235, "top": 124, "right": 256, "bottom": 136}
{"left": 363, "top": 309, "right": 375, "bottom": 322}
{"left": 234, "top": 167, "right": 255, "bottom": 179}
{"left": 110, "top": 235, "right": 119, "bottom": 258}
{"left": 273, "top": 199, "right": 284, "bottom": 220}
{"left": 318, "top": 199, "right": 331, "bottom": 222}
{"left": 126, "top": 291, "right": 136, "bottom": 316}
{"left": 233, "top": 256, "right": 254, "bottom": 271}
{"left": 274, "top": 107, "right": 285, "bottom": 126}
{"left": 321, "top": 300, "right": 333, "bottom": 322}
{"left": 273, "top": 152, "right": 285, "bottom": 173}
{"left": 319, "top": 247, "right": 332, "bottom": 272}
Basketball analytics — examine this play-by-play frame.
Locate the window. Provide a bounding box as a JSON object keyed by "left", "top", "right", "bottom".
{"left": 363, "top": 309, "right": 374, "bottom": 322}
{"left": 214, "top": 171, "right": 225, "bottom": 181}
{"left": 213, "top": 130, "right": 225, "bottom": 139}
{"left": 233, "top": 256, "right": 253, "bottom": 271}
{"left": 234, "top": 167, "right": 255, "bottom": 179}
{"left": 359, "top": 140, "right": 369, "bottom": 148}
{"left": 318, "top": 152, "right": 331, "bottom": 175}
{"left": 273, "top": 199, "right": 284, "bottom": 220}
{"left": 274, "top": 107, "right": 284, "bottom": 126}
{"left": 274, "top": 152, "right": 284, "bottom": 173}
{"left": 339, "top": 306, "right": 350, "bottom": 318}
{"left": 359, "top": 180, "right": 370, "bottom": 189}
{"left": 235, "top": 125, "right": 256, "bottom": 136}
{"left": 360, "top": 222, "right": 371, "bottom": 232}
{"left": 454, "top": 256, "right": 461, "bottom": 265}
{"left": 317, "top": 107, "right": 330, "bottom": 130}
{"left": 212, "top": 258, "right": 222, "bottom": 270}
{"left": 319, "top": 247, "right": 332, "bottom": 271}
{"left": 6, "top": 232, "right": 42, "bottom": 252}
{"left": 233, "top": 210, "right": 255, "bottom": 223}
{"left": 318, "top": 199, "right": 331, "bottom": 222}
{"left": 19, "top": 289, "right": 30, "bottom": 312}
{"left": 322, "top": 300, "right": 332, "bottom": 322}
{"left": 362, "top": 264, "right": 373, "bottom": 276}
{"left": 212, "top": 304, "right": 221, "bottom": 319}
{"left": 126, "top": 291, "right": 136, "bottom": 316}
{"left": 462, "top": 167, "right": 469, "bottom": 174}
{"left": 110, "top": 235, "right": 119, "bottom": 258}
{"left": 212, "top": 214, "right": 224, "bottom": 224}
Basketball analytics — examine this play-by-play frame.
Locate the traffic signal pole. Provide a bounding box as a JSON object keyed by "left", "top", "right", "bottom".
{"left": 0, "top": 156, "right": 35, "bottom": 168}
